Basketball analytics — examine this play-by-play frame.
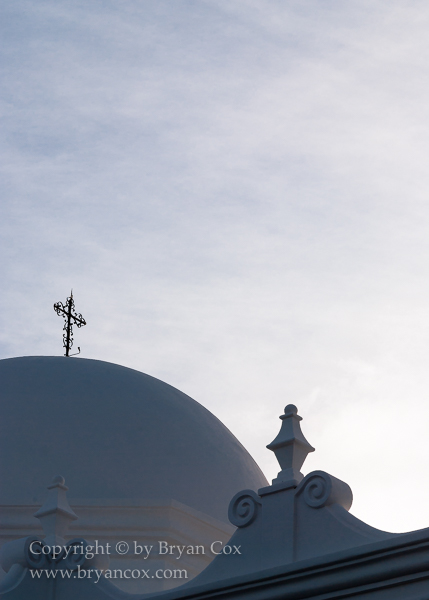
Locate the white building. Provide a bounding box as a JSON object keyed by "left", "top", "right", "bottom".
{"left": 0, "top": 356, "right": 267, "bottom": 593}
{"left": 2, "top": 355, "right": 429, "bottom": 599}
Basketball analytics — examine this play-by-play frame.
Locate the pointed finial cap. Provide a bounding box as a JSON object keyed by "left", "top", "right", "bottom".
{"left": 267, "top": 405, "right": 315, "bottom": 487}
{"left": 34, "top": 476, "right": 77, "bottom": 545}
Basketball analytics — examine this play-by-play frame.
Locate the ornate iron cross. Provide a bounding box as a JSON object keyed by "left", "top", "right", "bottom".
{"left": 53, "top": 291, "right": 87, "bottom": 357}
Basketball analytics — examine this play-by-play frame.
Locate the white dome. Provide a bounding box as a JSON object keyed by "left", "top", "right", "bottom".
{"left": 0, "top": 356, "right": 267, "bottom": 523}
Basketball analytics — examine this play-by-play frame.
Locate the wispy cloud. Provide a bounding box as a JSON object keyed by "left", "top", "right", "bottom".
{"left": 2, "top": 0, "right": 429, "bottom": 533}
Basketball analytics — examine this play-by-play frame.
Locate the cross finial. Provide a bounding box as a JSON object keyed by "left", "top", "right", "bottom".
{"left": 54, "top": 292, "right": 86, "bottom": 357}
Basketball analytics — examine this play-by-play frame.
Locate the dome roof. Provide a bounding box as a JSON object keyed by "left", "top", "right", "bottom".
{"left": 0, "top": 357, "right": 267, "bottom": 523}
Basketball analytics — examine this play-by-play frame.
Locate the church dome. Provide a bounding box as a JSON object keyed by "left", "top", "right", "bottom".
{"left": 0, "top": 356, "right": 267, "bottom": 523}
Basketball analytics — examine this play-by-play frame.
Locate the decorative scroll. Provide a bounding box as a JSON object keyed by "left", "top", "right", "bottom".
{"left": 24, "top": 539, "right": 79, "bottom": 571}
{"left": 0, "top": 536, "right": 107, "bottom": 573}
{"left": 63, "top": 539, "right": 90, "bottom": 569}
{"left": 24, "top": 537, "right": 49, "bottom": 570}
{"left": 296, "top": 471, "right": 353, "bottom": 511}
{"left": 228, "top": 490, "right": 261, "bottom": 527}
{"left": 302, "top": 474, "right": 331, "bottom": 508}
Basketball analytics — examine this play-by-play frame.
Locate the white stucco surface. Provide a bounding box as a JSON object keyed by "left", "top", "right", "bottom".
{"left": 0, "top": 356, "right": 267, "bottom": 523}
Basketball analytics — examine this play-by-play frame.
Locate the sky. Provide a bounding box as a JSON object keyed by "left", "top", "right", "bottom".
{"left": 2, "top": 0, "right": 429, "bottom": 534}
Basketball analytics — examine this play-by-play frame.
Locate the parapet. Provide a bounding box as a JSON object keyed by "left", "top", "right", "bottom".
{"left": 1, "top": 405, "right": 429, "bottom": 600}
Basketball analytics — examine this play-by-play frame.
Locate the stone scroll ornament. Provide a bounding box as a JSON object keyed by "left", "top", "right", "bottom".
{"left": 296, "top": 471, "right": 353, "bottom": 510}
{"left": 228, "top": 490, "right": 262, "bottom": 527}
{"left": 0, "top": 537, "right": 92, "bottom": 572}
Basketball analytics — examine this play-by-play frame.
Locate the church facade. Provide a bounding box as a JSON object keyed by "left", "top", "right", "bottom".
{"left": 1, "top": 357, "right": 429, "bottom": 599}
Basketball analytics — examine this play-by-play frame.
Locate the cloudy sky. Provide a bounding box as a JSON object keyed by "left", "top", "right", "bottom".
{"left": 2, "top": 0, "right": 429, "bottom": 533}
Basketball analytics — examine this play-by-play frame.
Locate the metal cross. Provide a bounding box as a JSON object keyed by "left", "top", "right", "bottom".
{"left": 53, "top": 291, "right": 87, "bottom": 356}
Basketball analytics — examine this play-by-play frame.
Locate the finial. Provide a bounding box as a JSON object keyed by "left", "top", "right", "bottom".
{"left": 0, "top": 477, "right": 110, "bottom": 574}
{"left": 267, "top": 404, "right": 315, "bottom": 487}
{"left": 33, "top": 476, "right": 77, "bottom": 545}
{"left": 50, "top": 475, "right": 65, "bottom": 486}
{"left": 54, "top": 291, "right": 86, "bottom": 357}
